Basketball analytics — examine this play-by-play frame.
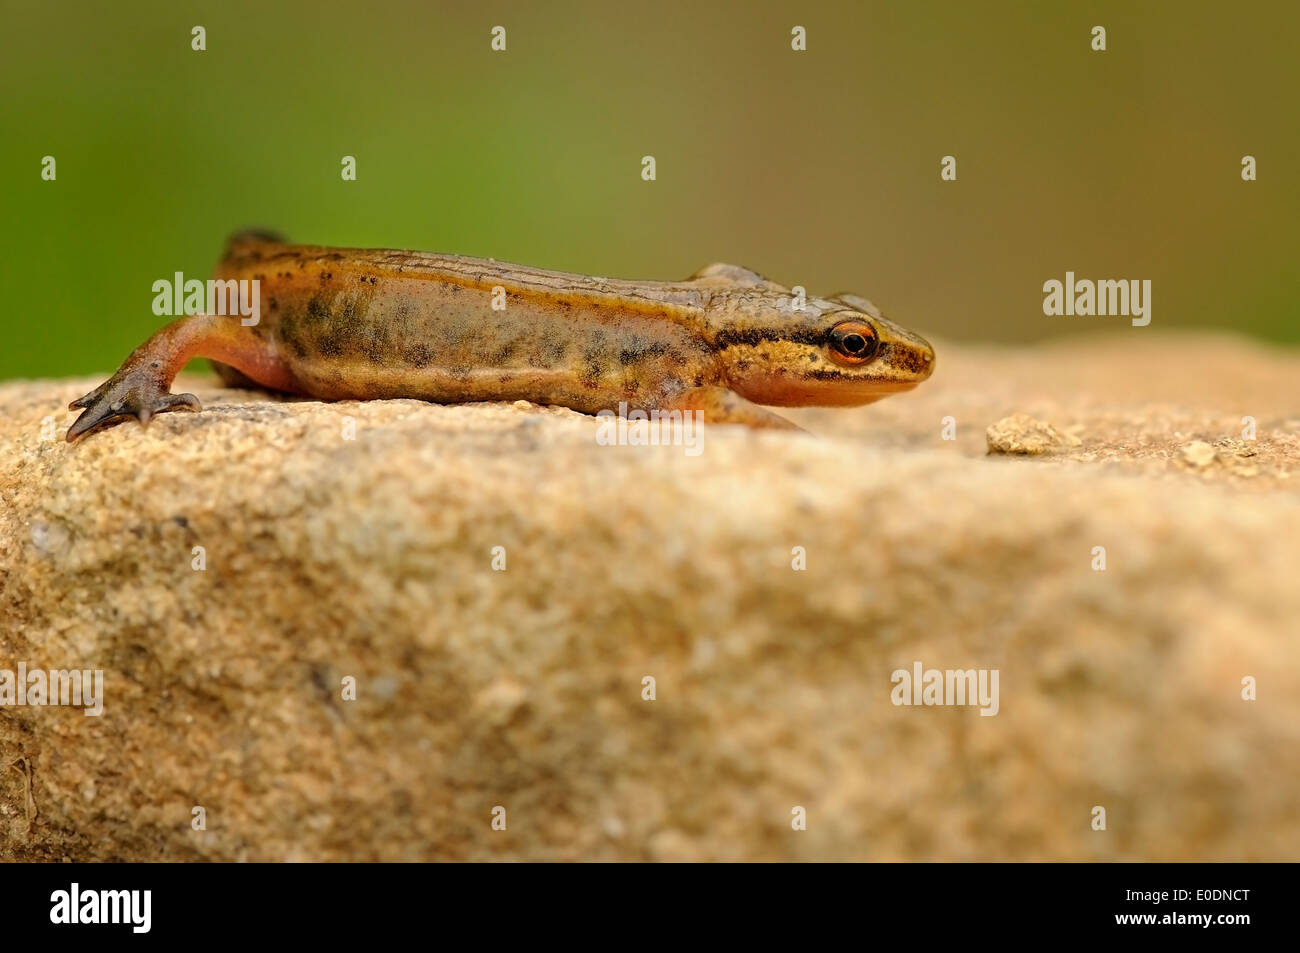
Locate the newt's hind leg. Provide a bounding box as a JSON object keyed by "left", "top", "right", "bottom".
{"left": 67, "top": 314, "right": 297, "bottom": 442}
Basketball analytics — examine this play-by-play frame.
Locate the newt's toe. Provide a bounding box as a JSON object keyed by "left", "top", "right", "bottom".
{"left": 137, "top": 392, "right": 202, "bottom": 427}
{"left": 67, "top": 404, "right": 127, "bottom": 442}
{"left": 68, "top": 384, "right": 106, "bottom": 411}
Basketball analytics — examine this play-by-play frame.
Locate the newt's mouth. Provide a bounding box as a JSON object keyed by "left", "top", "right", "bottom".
{"left": 731, "top": 372, "right": 926, "bottom": 408}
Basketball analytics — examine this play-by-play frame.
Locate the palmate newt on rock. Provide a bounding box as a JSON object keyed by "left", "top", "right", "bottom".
{"left": 66, "top": 231, "right": 936, "bottom": 441}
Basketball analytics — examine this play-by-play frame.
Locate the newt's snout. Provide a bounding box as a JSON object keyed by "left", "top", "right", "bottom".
{"left": 874, "top": 316, "right": 936, "bottom": 387}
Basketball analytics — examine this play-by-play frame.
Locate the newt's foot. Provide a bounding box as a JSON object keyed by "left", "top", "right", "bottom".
{"left": 66, "top": 372, "right": 201, "bottom": 442}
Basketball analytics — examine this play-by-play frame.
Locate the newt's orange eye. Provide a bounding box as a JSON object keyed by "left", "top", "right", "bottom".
{"left": 827, "top": 320, "right": 879, "bottom": 365}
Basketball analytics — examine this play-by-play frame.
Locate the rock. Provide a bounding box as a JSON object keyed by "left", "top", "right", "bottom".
{"left": 1181, "top": 440, "right": 1217, "bottom": 468}
{"left": 986, "top": 413, "right": 1081, "bottom": 455}
{"left": 1, "top": 332, "right": 1299, "bottom": 861}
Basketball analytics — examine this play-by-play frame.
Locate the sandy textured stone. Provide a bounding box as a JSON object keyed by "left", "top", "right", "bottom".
{"left": 986, "top": 413, "right": 1081, "bottom": 455}
{"left": 1, "top": 332, "right": 1298, "bottom": 861}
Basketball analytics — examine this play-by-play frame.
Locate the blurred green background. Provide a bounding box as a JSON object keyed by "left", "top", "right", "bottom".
{"left": 2, "top": 0, "right": 1296, "bottom": 380}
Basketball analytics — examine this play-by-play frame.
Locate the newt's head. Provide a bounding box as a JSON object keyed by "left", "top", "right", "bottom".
{"left": 717, "top": 296, "right": 936, "bottom": 407}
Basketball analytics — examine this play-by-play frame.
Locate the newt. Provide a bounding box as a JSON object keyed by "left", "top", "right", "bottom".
{"left": 66, "top": 231, "right": 935, "bottom": 441}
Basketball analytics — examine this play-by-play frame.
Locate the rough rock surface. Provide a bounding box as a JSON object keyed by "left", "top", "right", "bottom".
{"left": 1, "top": 333, "right": 1297, "bottom": 861}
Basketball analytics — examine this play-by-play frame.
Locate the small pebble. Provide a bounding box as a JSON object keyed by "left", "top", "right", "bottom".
{"left": 1181, "top": 441, "right": 1217, "bottom": 468}
{"left": 986, "top": 414, "right": 1080, "bottom": 456}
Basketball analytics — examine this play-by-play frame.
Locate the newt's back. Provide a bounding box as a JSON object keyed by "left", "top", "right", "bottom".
{"left": 215, "top": 234, "right": 720, "bottom": 410}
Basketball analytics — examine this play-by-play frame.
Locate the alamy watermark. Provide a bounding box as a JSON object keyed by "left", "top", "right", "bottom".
{"left": 595, "top": 401, "right": 704, "bottom": 456}
{"left": 50, "top": 883, "right": 150, "bottom": 933}
{"left": 0, "top": 662, "right": 104, "bottom": 716}
{"left": 152, "top": 272, "right": 260, "bottom": 326}
{"left": 1042, "top": 272, "right": 1150, "bottom": 326}
{"left": 891, "top": 661, "right": 999, "bottom": 716}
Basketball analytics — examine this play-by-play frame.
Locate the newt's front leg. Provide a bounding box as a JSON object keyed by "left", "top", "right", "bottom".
{"left": 66, "top": 315, "right": 296, "bottom": 442}
{"left": 671, "top": 386, "right": 805, "bottom": 431}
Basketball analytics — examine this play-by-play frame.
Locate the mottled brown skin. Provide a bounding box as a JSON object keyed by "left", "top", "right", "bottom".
{"left": 67, "top": 232, "right": 935, "bottom": 441}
